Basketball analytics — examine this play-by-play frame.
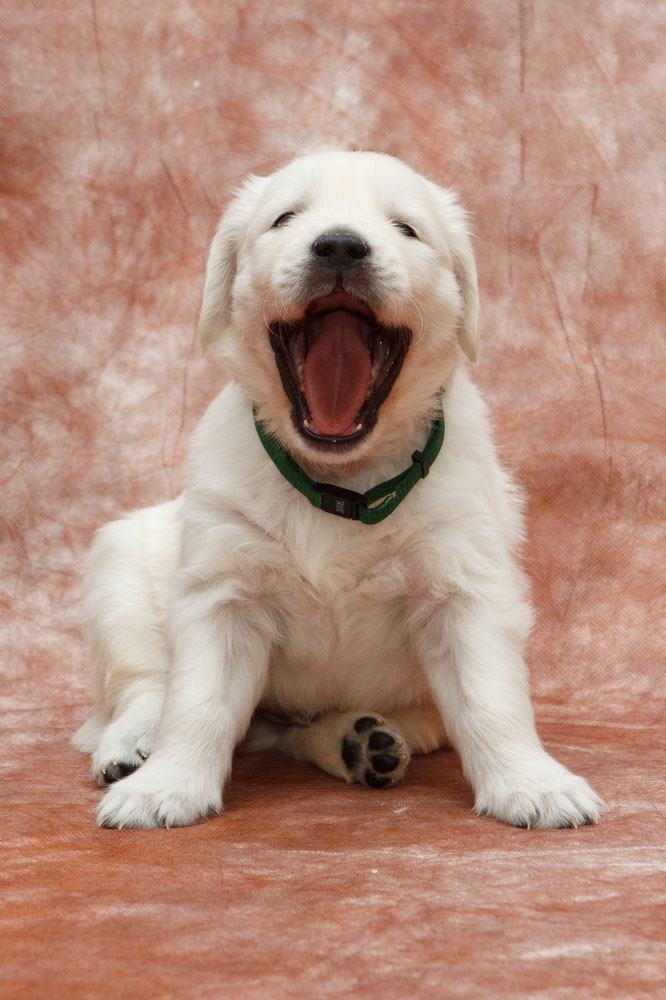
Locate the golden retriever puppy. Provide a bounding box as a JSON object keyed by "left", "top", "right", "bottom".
{"left": 75, "top": 151, "right": 602, "bottom": 829}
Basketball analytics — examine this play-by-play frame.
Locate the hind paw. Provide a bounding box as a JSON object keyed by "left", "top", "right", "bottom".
{"left": 341, "top": 715, "right": 410, "bottom": 789}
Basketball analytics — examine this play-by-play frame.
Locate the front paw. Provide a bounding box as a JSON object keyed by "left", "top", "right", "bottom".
{"left": 96, "top": 760, "right": 222, "bottom": 829}
{"left": 475, "top": 756, "right": 604, "bottom": 829}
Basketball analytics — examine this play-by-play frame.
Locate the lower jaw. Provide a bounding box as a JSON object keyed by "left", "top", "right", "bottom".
{"left": 293, "top": 408, "right": 378, "bottom": 451}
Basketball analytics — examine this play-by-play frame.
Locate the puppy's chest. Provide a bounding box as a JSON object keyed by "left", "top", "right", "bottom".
{"left": 264, "top": 536, "right": 423, "bottom": 706}
{"left": 280, "top": 539, "right": 407, "bottom": 605}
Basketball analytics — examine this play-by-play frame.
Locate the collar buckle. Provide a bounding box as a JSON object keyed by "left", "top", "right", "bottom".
{"left": 314, "top": 482, "right": 367, "bottom": 520}
{"left": 411, "top": 449, "right": 431, "bottom": 478}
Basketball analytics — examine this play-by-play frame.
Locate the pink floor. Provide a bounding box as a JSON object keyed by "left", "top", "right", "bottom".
{"left": 2, "top": 2, "right": 664, "bottom": 996}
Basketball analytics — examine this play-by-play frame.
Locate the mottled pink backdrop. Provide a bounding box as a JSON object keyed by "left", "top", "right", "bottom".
{"left": 1, "top": 2, "right": 664, "bottom": 997}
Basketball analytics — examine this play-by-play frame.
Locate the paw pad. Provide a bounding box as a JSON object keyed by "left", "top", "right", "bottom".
{"left": 354, "top": 716, "right": 378, "bottom": 733}
{"left": 341, "top": 737, "right": 361, "bottom": 768}
{"left": 364, "top": 769, "right": 392, "bottom": 789}
{"left": 368, "top": 730, "right": 395, "bottom": 750}
{"left": 372, "top": 753, "right": 401, "bottom": 773}
{"left": 341, "top": 715, "right": 409, "bottom": 789}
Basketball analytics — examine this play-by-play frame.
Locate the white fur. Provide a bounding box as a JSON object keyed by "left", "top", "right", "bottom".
{"left": 75, "top": 151, "right": 602, "bottom": 829}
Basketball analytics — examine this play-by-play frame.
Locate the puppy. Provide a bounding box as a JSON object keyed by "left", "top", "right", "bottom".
{"left": 75, "top": 150, "right": 602, "bottom": 830}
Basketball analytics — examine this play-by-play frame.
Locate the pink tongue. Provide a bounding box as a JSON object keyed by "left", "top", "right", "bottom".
{"left": 303, "top": 310, "right": 371, "bottom": 436}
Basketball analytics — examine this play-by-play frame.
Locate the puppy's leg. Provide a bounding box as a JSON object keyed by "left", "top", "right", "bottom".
{"left": 415, "top": 596, "right": 603, "bottom": 828}
{"left": 268, "top": 707, "right": 442, "bottom": 788}
{"left": 74, "top": 507, "right": 174, "bottom": 783}
{"left": 386, "top": 700, "right": 448, "bottom": 754}
{"left": 97, "top": 593, "right": 274, "bottom": 829}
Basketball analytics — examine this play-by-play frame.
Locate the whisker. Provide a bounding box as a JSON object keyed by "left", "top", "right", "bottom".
{"left": 407, "top": 293, "right": 427, "bottom": 346}
{"left": 261, "top": 289, "right": 278, "bottom": 338}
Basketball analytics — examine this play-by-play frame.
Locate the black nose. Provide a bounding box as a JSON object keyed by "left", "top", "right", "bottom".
{"left": 311, "top": 230, "right": 370, "bottom": 268}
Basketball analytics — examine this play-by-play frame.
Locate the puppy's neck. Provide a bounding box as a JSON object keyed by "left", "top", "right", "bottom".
{"left": 281, "top": 392, "right": 450, "bottom": 495}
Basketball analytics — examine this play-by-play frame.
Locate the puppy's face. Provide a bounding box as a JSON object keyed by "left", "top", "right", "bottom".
{"left": 199, "top": 152, "right": 478, "bottom": 469}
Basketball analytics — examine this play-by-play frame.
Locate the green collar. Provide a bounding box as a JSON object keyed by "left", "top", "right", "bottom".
{"left": 253, "top": 408, "right": 445, "bottom": 524}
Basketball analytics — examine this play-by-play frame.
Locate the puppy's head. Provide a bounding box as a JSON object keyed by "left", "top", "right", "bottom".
{"left": 199, "top": 151, "right": 478, "bottom": 469}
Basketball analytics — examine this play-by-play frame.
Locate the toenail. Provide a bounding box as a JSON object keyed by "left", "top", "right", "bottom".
{"left": 368, "top": 731, "right": 395, "bottom": 750}
{"left": 372, "top": 753, "right": 400, "bottom": 773}
{"left": 354, "top": 716, "right": 378, "bottom": 733}
{"left": 102, "top": 764, "right": 122, "bottom": 784}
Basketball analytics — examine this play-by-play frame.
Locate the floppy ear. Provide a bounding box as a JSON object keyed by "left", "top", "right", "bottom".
{"left": 427, "top": 182, "right": 480, "bottom": 362}
{"left": 450, "top": 225, "right": 479, "bottom": 362}
{"left": 198, "top": 174, "right": 268, "bottom": 347}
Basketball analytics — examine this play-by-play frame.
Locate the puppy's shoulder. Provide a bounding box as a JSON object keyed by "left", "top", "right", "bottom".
{"left": 187, "top": 381, "right": 269, "bottom": 499}
{"left": 441, "top": 368, "right": 493, "bottom": 452}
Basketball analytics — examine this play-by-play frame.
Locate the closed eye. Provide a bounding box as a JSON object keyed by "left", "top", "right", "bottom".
{"left": 272, "top": 211, "right": 296, "bottom": 229}
{"left": 392, "top": 220, "right": 420, "bottom": 240}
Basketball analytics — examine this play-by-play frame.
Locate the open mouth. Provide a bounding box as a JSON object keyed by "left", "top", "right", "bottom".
{"left": 268, "top": 291, "right": 411, "bottom": 448}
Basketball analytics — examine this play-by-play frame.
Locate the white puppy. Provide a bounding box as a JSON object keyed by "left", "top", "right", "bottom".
{"left": 75, "top": 150, "right": 602, "bottom": 830}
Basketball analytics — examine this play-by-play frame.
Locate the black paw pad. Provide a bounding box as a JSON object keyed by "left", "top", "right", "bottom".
{"left": 368, "top": 730, "right": 395, "bottom": 751}
{"left": 102, "top": 761, "right": 139, "bottom": 784}
{"left": 341, "top": 737, "right": 361, "bottom": 769}
{"left": 371, "top": 753, "right": 400, "bottom": 774}
{"left": 354, "top": 716, "right": 378, "bottom": 734}
{"left": 364, "top": 769, "right": 392, "bottom": 789}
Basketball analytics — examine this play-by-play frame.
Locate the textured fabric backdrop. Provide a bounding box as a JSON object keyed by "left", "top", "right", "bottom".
{"left": 1, "top": 2, "right": 664, "bottom": 997}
